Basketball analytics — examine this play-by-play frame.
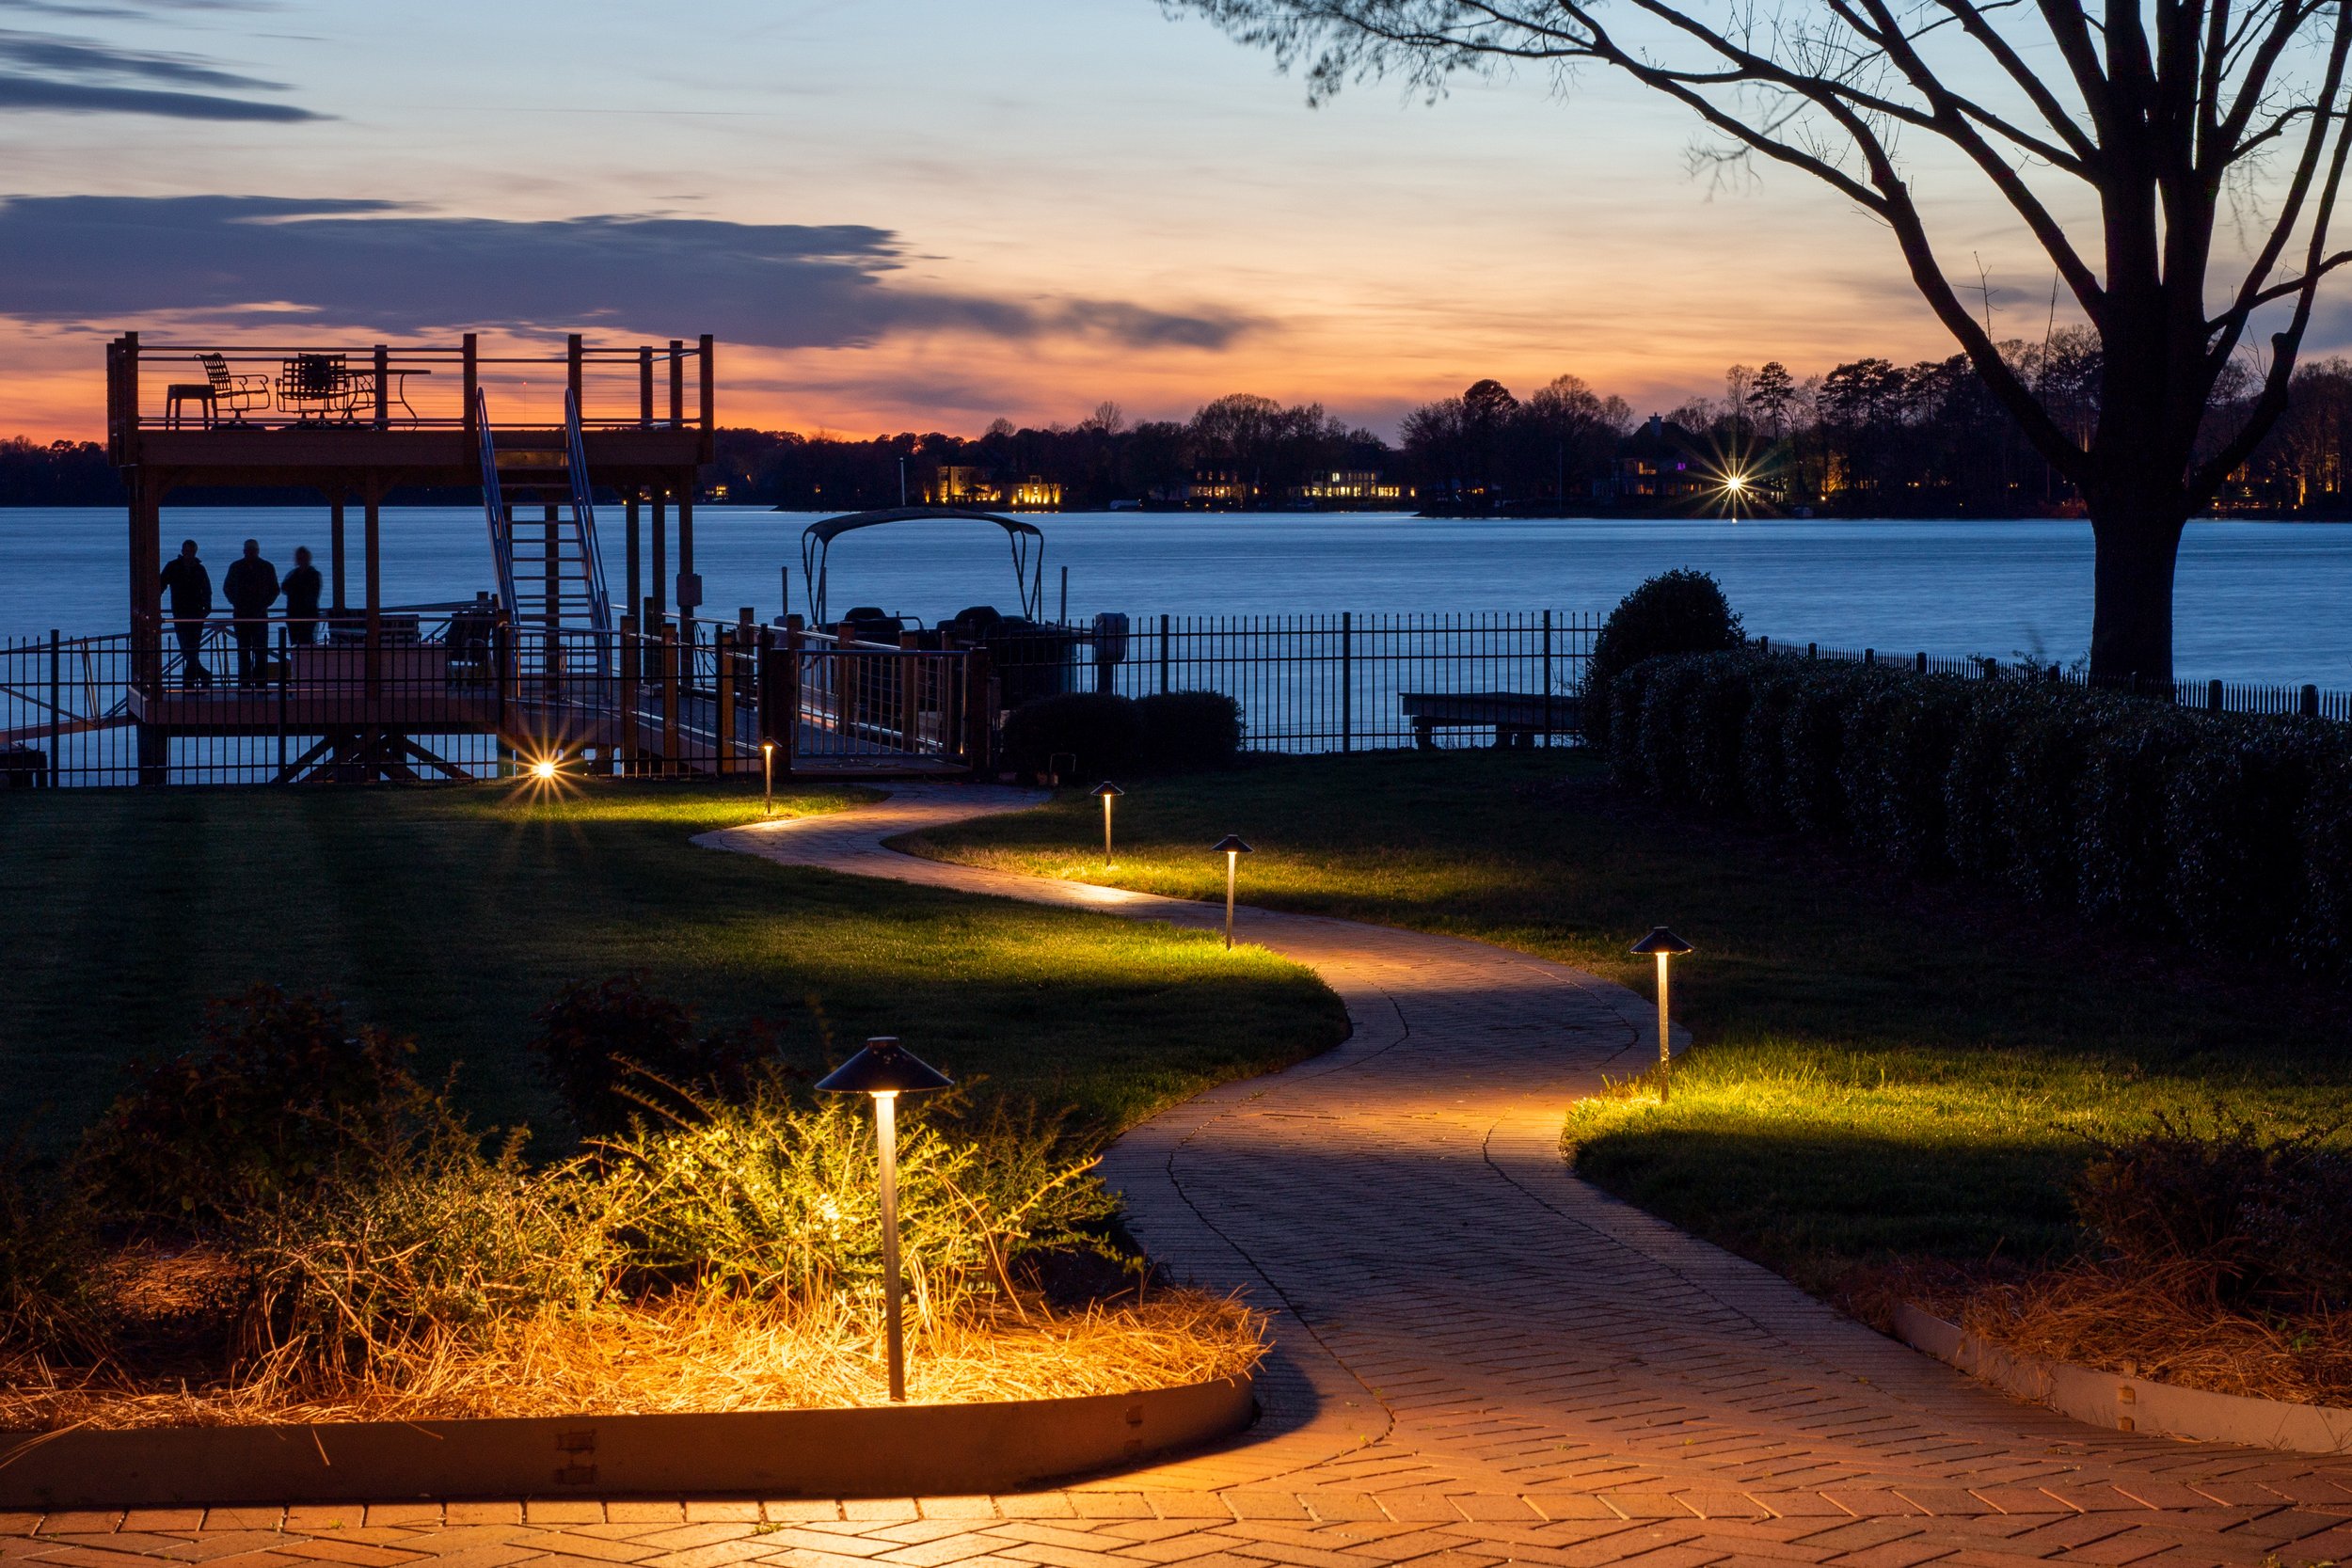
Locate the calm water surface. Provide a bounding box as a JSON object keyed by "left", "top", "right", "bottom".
{"left": 1, "top": 507, "right": 2344, "bottom": 687}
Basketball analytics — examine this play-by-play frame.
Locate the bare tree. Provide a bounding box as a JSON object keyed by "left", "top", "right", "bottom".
{"left": 1178, "top": 0, "right": 2352, "bottom": 681}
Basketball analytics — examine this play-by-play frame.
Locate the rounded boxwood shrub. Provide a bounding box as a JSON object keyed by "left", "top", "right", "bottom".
{"left": 2296, "top": 755, "right": 2352, "bottom": 974}
{"left": 2075, "top": 707, "right": 2208, "bottom": 933}
{"left": 1994, "top": 686, "right": 2113, "bottom": 908}
{"left": 1133, "top": 690, "right": 1242, "bottom": 772}
{"left": 1582, "top": 570, "right": 1744, "bottom": 753}
{"left": 1840, "top": 672, "right": 1973, "bottom": 877}
{"left": 1000, "top": 691, "right": 1140, "bottom": 782}
{"left": 2164, "top": 721, "right": 2333, "bottom": 956}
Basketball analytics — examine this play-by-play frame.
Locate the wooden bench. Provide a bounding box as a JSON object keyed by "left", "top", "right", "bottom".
{"left": 1400, "top": 690, "right": 1582, "bottom": 750}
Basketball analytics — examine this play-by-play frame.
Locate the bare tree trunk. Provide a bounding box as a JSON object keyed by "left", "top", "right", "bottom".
{"left": 2086, "top": 504, "right": 2186, "bottom": 687}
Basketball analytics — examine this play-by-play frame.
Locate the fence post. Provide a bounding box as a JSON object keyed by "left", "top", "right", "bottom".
{"left": 1915, "top": 651, "right": 1927, "bottom": 673}
{"left": 47, "top": 629, "right": 60, "bottom": 787}
{"left": 660, "top": 623, "right": 680, "bottom": 775}
{"left": 1340, "top": 610, "right": 1353, "bottom": 754}
{"left": 1865, "top": 648, "right": 1875, "bottom": 666}
{"left": 619, "top": 616, "right": 641, "bottom": 773}
{"left": 2208, "top": 678, "right": 2223, "bottom": 713}
{"left": 1543, "top": 610, "right": 1554, "bottom": 746}
{"left": 1757, "top": 635, "right": 1768, "bottom": 656}
{"left": 2303, "top": 683, "right": 2321, "bottom": 718}
{"left": 713, "top": 626, "right": 736, "bottom": 774}
{"left": 1159, "top": 613, "right": 1170, "bottom": 694}
{"left": 276, "top": 626, "right": 289, "bottom": 780}
{"left": 1807, "top": 641, "right": 1817, "bottom": 659}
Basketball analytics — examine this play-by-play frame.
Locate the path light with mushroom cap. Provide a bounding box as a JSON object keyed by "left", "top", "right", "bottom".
{"left": 1213, "top": 834, "right": 1252, "bottom": 950}
{"left": 817, "top": 1037, "right": 954, "bottom": 1402}
{"left": 1629, "top": 927, "right": 1693, "bottom": 1103}
{"left": 1091, "top": 781, "right": 1124, "bottom": 868}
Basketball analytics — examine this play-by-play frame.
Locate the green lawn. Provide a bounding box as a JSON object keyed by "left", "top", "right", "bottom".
{"left": 905, "top": 751, "right": 2352, "bottom": 1293}
{"left": 0, "top": 780, "right": 1346, "bottom": 1154}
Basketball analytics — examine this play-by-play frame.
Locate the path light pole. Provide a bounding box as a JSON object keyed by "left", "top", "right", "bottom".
{"left": 1213, "top": 834, "right": 1252, "bottom": 949}
{"left": 817, "top": 1037, "right": 953, "bottom": 1403}
{"left": 762, "top": 739, "right": 775, "bottom": 816}
{"left": 1091, "top": 781, "right": 1123, "bottom": 867}
{"left": 1629, "top": 927, "right": 1692, "bottom": 1103}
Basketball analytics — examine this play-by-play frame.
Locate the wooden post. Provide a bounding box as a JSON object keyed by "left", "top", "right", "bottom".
{"left": 714, "top": 626, "right": 736, "bottom": 773}
{"left": 373, "top": 344, "right": 389, "bottom": 428}
{"left": 121, "top": 331, "right": 139, "bottom": 458}
{"left": 619, "top": 614, "right": 641, "bottom": 774}
{"left": 650, "top": 488, "right": 668, "bottom": 621}
{"left": 566, "top": 333, "right": 583, "bottom": 417}
{"left": 363, "top": 486, "right": 383, "bottom": 701}
{"left": 698, "top": 334, "right": 715, "bottom": 454}
{"left": 461, "top": 334, "right": 478, "bottom": 438}
{"left": 677, "top": 483, "right": 696, "bottom": 616}
{"left": 777, "top": 626, "right": 802, "bottom": 776}
{"left": 963, "top": 646, "right": 993, "bottom": 771}
{"left": 668, "top": 340, "right": 684, "bottom": 427}
{"left": 639, "top": 347, "right": 654, "bottom": 427}
{"left": 329, "top": 491, "right": 347, "bottom": 614}
{"left": 660, "top": 622, "right": 680, "bottom": 775}
{"left": 835, "top": 621, "right": 858, "bottom": 749}
{"left": 625, "top": 494, "right": 642, "bottom": 623}
{"left": 542, "top": 501, "right": 561, "bottom": 682}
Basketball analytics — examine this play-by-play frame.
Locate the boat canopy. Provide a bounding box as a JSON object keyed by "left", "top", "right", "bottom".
{"left": 799, "top": 506, "right": 1044, "bottom": 626}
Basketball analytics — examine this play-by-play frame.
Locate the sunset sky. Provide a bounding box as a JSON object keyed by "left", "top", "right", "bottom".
{"left": 0, "top": 0, "right": 2180, "bottom": 441}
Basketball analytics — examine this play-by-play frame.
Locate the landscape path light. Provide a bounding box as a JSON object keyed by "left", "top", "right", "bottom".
{"left": 1629, "top": 927, "right": 1693, "bottom": 1103}
{"left": 817, "top": 1036, "right": 954, "bottom": 1403}
{"left": 762, "top": 739, "right": 776, "bottom": 816}
{"left": 1091, "top": 781, "right": 1124, "bottom": 868}
{"left": 1213, "top": 834, "right": 1253, "bottom": 949}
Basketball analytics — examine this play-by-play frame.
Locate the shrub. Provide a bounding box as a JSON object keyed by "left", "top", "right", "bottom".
{"left": 1000, "top": 692, "right": 1140, "bottom": 782}
{"left": 1582, "top": 570, "right": 1744, "bottom": 753}
{"left": 1839, "top": 672, "right": 1973, "bottom": 876}
{"left": 2074, "top": 707, "right": 2208, "bottom": 933}
{"left": 1605, "top": 649, "right": 2352, "bottom": 969}
{"left": 2074, "top": 1111, "right": 2352, "bottom": 1312}
{"left": 2163, "top": 721, "right": 2331, "bottom": 956}
{"left": 2297, "top": 756, "right": 2352, "bottom": 974}
{"left": 232, "top": 1126, "right": 612, "bottom": 1380}
{"left": 1132, "top": 690, "right": 1242, "bottom": 772}
{"left": 531, "top": 974, "right": 782, "bottom": 1139}
{"left": 598, "top": 1074, "right": 1117, "bottom": 1324}
{"left": 0, "top": 1153, "right": 106, "bottom": 1355}
{"left": 78, "top": 987, "right": 437, "bottom": 1233}
{"left": 1994, "top": 686, "right": 2111, "bottom": 908}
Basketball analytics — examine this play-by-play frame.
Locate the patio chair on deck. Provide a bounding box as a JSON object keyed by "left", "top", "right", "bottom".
{"left": 198, "top": 353, "right": 271, "bottom": 422}
{"left": 275, "top": 354, "right": 358, "bottom": 424}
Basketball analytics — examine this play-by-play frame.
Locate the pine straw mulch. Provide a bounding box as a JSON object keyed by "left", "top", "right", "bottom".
{"left": 1846, "top": 1259, "right": 2352, "bottom": 1408}
{"left": 0, "top": 1262, "right": 1265, "bottom": 1432}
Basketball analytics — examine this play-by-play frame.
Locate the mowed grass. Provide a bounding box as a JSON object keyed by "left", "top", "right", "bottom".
{"left": 906, "top": 751, "right": 2352, "bottom": 1292}
{"left": 0, "top": 780, "right": 1347, "bottom": 1152}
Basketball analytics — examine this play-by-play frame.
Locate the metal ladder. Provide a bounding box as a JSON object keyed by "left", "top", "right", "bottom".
{"left": 477, "top": 388, "right": 613, "bottom": 668}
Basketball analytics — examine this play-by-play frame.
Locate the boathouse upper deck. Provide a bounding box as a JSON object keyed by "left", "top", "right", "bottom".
{"left": 105, "top": 331, "right": 715, "bottom": 485}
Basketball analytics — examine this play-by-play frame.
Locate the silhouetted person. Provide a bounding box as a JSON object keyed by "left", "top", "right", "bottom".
{"left": 158, "top": 539, "right": 213, "bottom": 689}
{"left": 222, "top": 538, "right": 279, "bottom": 688}
{"left": 281, "top": 546, "right": 323, "bottom": 647}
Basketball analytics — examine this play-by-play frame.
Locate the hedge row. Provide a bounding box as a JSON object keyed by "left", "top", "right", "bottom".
{"left": 1607, "top": 651, "right": 2352, "bottom": 973}
{"left": 1000, "top": 689, "right": 1244, "bottom": 780}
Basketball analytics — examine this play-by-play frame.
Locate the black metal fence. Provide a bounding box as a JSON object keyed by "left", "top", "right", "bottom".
{"left": 993, "top": 610, "right": 1601, "bottom": 753}
{"left": 1756, "top": 636, "right": 2352, "bottom": 722}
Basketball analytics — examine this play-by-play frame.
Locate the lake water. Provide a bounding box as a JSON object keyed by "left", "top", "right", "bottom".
{"left": 2, "top": 507, "right": 2345, "bottom": 688}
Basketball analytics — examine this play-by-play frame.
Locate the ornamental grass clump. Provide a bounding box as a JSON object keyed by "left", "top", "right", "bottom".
{"left": 0, "top": 983, "right": 1250, "bottom": 1429}
{"left": 597, "top": 1070, "right": 1119, "bottom": 1326}
{"left": 1957, "top": 1110, "right": 2352, "bottom": 1403}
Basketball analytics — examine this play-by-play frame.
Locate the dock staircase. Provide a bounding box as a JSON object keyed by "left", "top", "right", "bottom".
{"left": 478, "top": 388, "right": 614, "bottom": 665}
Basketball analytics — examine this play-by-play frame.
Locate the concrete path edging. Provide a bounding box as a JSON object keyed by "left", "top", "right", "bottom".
{"left": 1896, "top": 1304, "right": 2352, "bottom": 1457}
{"left": 0, "top": 1381, "right": 1254, "bottom": 1509}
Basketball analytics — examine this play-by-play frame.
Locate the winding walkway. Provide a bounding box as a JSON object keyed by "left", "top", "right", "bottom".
{"left": 7, "top": 785, "right": 2346, "bottom": 1568}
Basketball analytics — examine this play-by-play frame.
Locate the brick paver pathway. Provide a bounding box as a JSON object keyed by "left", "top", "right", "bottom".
{"left": 12, "top": 785, "right": 2346, "bottom": 1568}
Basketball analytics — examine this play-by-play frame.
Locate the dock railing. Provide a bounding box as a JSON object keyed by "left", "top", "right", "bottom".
{"left": 106, "top": 332, "right": 717, "bottom": 451}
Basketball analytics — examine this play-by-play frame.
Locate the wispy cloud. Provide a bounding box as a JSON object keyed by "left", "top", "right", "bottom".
{"left": 0, "top": 195, "right": 1257, "bottom": 352}
{"left": 0, "top": 9, "right": 313, "bottom": 119}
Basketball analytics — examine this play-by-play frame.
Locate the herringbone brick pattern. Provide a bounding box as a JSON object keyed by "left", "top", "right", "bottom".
{"left": 8, "top": 786, "right": 2339, "bottom": 1567}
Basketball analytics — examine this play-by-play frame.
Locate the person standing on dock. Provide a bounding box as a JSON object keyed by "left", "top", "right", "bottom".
{"left": 159, "top": 539, "right": 214, "bottom": 689}
{"left": 281, "top": 546, "right": 323, "bottom": 648}
{"left": 222, "top": 538, "right": 280, "bottom": 688}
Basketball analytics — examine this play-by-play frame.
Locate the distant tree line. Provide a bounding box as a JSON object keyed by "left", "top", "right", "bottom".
{"left": 9, "top": 355, "right": 2352, "bottom": 516}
